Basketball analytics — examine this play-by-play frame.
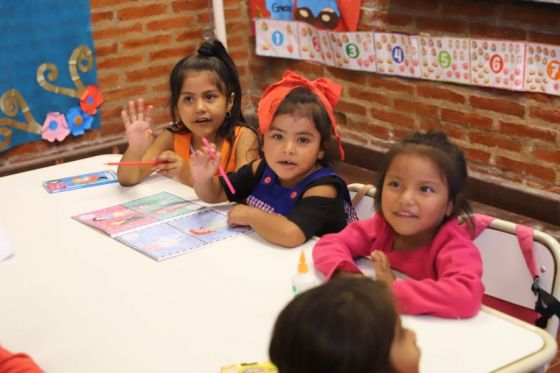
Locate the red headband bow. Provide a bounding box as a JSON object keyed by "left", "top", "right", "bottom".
{"left": 257, "top": 70, "right": 345, "bottom": 160}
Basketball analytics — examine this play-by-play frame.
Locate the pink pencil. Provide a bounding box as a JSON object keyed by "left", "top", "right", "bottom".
{"left": 105, "top": 161, "right": 167, "bottom": 166}
{"left": 202, "top": 138, "right": 236, "bottom": 195}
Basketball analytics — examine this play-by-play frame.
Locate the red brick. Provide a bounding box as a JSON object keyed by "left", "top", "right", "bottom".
{"left": 90, "top": 0, "right": 120, "bottom": 8}
{"left": 91, "top": 11, "right": 114, "bottom": 23}
{"left": 147, "top": 16, "right": 195, "bottom": 32}
{"left": 417, "top": 85, "right": 465, "bottom": 104}
{"left": 496, "top": 156, "right": 556, "bottom": 182}
{"left": 441, "top": 109, "right": 493, "bottom": 130}
{"left": 469, "top": 23, "right": 527, "bottom": 40}
{"left": 117, "top": 4, "right": 168, "bottom": 21}
{"left": 529, "top": 107, "right": 560, "bottom": 124}
{"left": 95, "top": 43, "right": 118, "bottom": 58}
{"left": 337, "top": 100, "right": 367, "bottom": 116}
{"left": 103, "top": 86, "right": 148, "bottom": 102}
{"left": 97, "top": 55, "right": 144, "bottom": 70}
{"left": 441, "top": 1, "right": 497, "bottom": 18}
{"left": 464, "top": 148, "right": 491, "bottom": 163}
{"left": 370, "top": 108, "right": 415, "bottom": 128}
{"left": 368, "top": 75, "right": 415, "bottom": 94}
{"left": 353, "top": 122, "right": 391, "bottom": 139}
{"left": 386, "top": 13, "right": 414, "bottom": 27}
{"left": 499, "top": 121, "right": 556, "bottom": 143}
{"left": 469, "top": 132, "right": 522, "bottom": 152}
{"left": 469, "top": 96, "right": 525, "bottom": 117}
{"left": 502, "top": 4, "right": 559, "bottom": 27}
{"left": 124, "top": 65, "right": 171, "bottom": 82}
{"left": 394, "top": 99, "right": 439, "bottom": 118}
{"left": 415, "top": 17, "right": 467, "bottom": 35}
{"left": 527, "top": 31, "right": 560, "bottom": 45}
{"left": 348, "top": 87, "right": 391, "bottom": 106}
{"left": 122, "top": 35, "right": 173, "bottom": 50}
{"left": 93, "top": 23, "right": 142, "bottom": 41}
{"left": 533, "top": 148, "right": 560, "bottom": 164}
{"left": 172, "top": 0, "right": 204, "bottom": 12}
{"left": 391, "top": 0, "right": 439, "bottom": 10}
{"left": 98, "top": 74, "right": 120, "bottom": 89}
{"left": 419, "top": 120, "right": 466, "bottom": 140}
{"left": 150, "top": 47, "right": 192, "bottom": 62}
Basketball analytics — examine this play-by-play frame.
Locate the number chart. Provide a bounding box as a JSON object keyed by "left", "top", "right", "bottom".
{"left": 329, "top": 32, "right": 376, "bottom": 72}
{"left": 374, "top": 33, "right": 420, "bottom": 79}
{"left": 298, "top": 24, "right": 335, "bottom": 66}
{"left": 255, "top": 19, "right": 300, "bottom": 60}
{"left": 419, "top": 37, "right": 470, "bottom": 85}
{"left": 525, "top": 42, "right": 560, "bottom": 96}
{"left": 470, "top": 39, "right": 525, "bottom": 90}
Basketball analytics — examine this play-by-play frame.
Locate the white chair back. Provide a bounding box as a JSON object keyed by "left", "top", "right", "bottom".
{"left": 348, "top": 183, "right": 376, "bottom": 220}
{"left": 473, "top": 216, "right": 560, "bottom": 337}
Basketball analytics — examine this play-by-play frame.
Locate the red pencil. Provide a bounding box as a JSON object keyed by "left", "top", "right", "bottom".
{"left": 105, "top": 161, "right": 167, "bottom": 166}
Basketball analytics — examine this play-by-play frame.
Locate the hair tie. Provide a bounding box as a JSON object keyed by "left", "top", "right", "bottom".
{"left": 257, "top": 70, "right": 345, "bottom": 160}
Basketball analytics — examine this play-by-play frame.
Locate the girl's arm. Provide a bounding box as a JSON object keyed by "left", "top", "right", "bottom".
{"left": 190, "top": 146, "right": 228, "bottom": 203}
{"left": 228, "top": 205, "right": 306, "bottom": 247}
{"left": 0, "top": 346, "right": 43, "bottom": 372}
{"left": 118, "top": 130, "right": 174, "bottom": 186}
{"left": 313, "top": 217, "right": 379, "bottom": 278}
{"left": 391, "top": 229, "right": 484, "bottom": 319}
{"left": 234, "top": 126, "right": 260, "bottom": 170}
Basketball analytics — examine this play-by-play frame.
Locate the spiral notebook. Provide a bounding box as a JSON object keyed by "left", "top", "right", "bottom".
{"left": 72, "top": 191, "right": 251, "bottom": 261}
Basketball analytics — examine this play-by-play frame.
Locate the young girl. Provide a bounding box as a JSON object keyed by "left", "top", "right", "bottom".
{"left": 190, "top": 70, "right": 357, "bottom": 248}
{"left": 117, "top": 39, "right": 259, "bottom": 186}
{"left": 269, "top": 277, "right": 421, "bottom": 373}
{"left": 313, "top": 130, "right": 484, "bottom": 318}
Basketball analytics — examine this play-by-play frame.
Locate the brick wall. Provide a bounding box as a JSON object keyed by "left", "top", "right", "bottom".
{"left": 1, "top": 0, "right": 559, "bottom": 200}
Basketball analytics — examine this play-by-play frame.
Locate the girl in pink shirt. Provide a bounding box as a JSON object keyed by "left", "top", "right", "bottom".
{"left": 313, "top": 130, "right": 484, "bottom": 318}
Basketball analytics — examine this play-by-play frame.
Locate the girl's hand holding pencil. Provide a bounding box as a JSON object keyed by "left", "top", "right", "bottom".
{"left": 190, "top": 138, "right": 236, "bottom": 194}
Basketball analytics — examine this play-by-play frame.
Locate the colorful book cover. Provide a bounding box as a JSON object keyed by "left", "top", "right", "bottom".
{"left": 329, "top": 31, "right": 376, "bottom": 72}
{"left": 419, "top": 36, "right": 470, "bottom": 84}
{"left": 470, "top": 39, "right": 525, "bottom": 90}
{"left": 43, "top": 170, "right": 118, "bottom": 193}
{"left": 255, "top": 18, "right": 300, "bottom": 60}
{"left": 524, "top": 42, "right": 560, "bottom": 95}
{"left": 72, "top": 191, "right": 251, "bottom": 261}
{"left": 374, "top": 33, "right": 420, "bottom": 78}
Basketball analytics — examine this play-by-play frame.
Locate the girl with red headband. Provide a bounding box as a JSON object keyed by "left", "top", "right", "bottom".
{"left": 190, "top": 70, "right": 357, "bottom": 247}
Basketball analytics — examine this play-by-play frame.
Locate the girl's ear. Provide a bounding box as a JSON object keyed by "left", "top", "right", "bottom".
{"left": 318, "top": 149, "right": 325, "bottom": 160}
{"left": 227, "top": 92, "right": 236, "bottom": 112}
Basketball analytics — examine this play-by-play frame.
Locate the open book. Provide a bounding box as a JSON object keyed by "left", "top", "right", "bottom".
{"left": 72, "top": 191, "right": 251, "bottom": 261}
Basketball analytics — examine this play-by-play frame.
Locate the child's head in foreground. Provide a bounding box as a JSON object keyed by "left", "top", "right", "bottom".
{"left": 374, "top": 130, "right": 472, "bottom": 244}
{"left": 269, "top": 277, "right": 420, "bottom": 373}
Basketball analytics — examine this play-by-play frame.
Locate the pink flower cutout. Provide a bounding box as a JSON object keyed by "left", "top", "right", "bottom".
{"left": 80, "top": 85, "right": 103, "bottom": 115}
{"left": 42, "top": 112, "right": 70, "bottom": 142}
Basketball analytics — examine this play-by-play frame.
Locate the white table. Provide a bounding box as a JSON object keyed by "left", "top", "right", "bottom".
{"left": 0, "top": 155, "right": 556, "bottom": 373}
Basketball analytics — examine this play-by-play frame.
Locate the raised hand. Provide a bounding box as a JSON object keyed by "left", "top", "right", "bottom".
{"left": 121, "top": 99, "right": 155, "bottom": 154}
{"left": 190, "top": 143, "right": 221, "bottom": 184}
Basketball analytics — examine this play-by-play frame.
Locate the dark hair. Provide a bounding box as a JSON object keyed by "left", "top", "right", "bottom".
{"left": 166, "top": 39, "right": 247, "bottom": 151}
{"left": 273, "top": 87, "right": 333, "bottom": 166}
{"left": 269, "top": 277, "right": 397, "bottom": 373}
{"left": 374, "top": 130, "right": 472, "bottom": 225}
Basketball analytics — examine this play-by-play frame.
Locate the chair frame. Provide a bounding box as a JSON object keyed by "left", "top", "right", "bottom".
{"left": 347, "top": 183, "right": 376, "bottom": 220}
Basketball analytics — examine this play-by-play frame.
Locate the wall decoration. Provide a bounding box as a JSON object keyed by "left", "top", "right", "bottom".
{"left": 254, "top": 19, "right": 560, "bottom": 97}
{"left": 470, "top": 39, "right": 525, "bottom": 90}
{"left": 525, "top": 42, "right": 560, "bottom": 95}
{"left": 419, "top": 37, "right": 470, "bottom": 85}
{"left": 0, "top": 0, "right": 100, "bottom": 152}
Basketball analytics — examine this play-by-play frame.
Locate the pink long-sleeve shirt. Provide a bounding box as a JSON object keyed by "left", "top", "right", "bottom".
{"left": 312, "top": 214, "right": 484, "bottom": 318}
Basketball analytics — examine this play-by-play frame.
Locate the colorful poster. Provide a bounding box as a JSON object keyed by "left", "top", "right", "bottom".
{"left": 0, "top": 0, "right": 99, "bottom": 152}
{"left": 329, "top": 32, "right": 376, "bottom": 72}
{"left": 525, "top": 43, "right": 560, "bottom": 95}
{"left": 470, "top": 39, "right": 525, "bottom": 90}
{"left": 419, "top": 37, "right": 470, "bottom": 84}
{"left": 255, "top": 19, "right": 301, "bottom": 60}
{"left": 298, "top": 24, "right": 335, "bottom": 66}
{"left": 374, "top": 33, "right": 420, "bottom": 78}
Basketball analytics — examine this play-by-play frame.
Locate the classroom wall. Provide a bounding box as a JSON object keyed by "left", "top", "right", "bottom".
{"left": 1, "top": 0, "right": 559, "bottom": 200}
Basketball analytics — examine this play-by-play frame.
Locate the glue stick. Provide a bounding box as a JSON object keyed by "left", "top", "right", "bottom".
{"left": 292, "top": 250, "right": 319, "bottom": 296}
